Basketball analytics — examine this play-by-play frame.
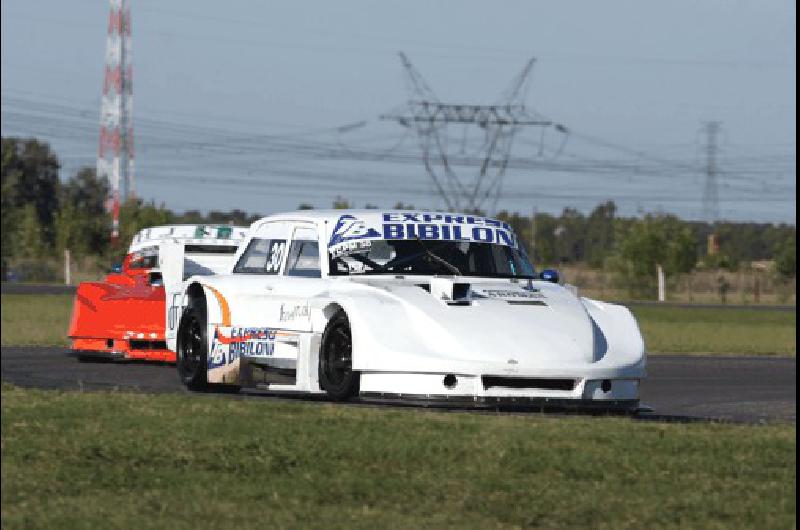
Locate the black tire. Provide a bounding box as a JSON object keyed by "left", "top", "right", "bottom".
{"left": 319, "top": 310, "right": 360, "bottom": 401}
{"left": 177, "top": 304, "right": 241, "bottom": 393}
{"left": 176, "top": 306, "right": 208, "bottom": 391}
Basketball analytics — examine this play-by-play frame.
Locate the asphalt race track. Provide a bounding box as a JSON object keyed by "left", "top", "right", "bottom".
{"left": 1, "top": 346, "right": 794, "bottom": 423}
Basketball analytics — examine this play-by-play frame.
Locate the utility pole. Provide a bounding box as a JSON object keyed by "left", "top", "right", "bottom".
{"left": 98, "top": 0, "right": 135, "bottom": 244}
{"left": 381, "top": 53, "right": 565, "bottom": 213}
{"left": 702, "top": 121, "right": 721, "bottom": 256}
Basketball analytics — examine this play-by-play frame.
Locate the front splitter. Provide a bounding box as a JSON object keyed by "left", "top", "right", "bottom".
{"left": 359, "top": 392, "right": 640, "bottom": 413}
{"left": 68, "top": 349, "right": 127, "bottom": 361}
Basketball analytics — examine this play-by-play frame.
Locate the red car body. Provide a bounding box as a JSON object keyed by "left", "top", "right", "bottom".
{"left": 68, "top": 225, "right": 245, "bottom": 362}
{"left": 68, "top": 251, "right": 172, "bottom": 361}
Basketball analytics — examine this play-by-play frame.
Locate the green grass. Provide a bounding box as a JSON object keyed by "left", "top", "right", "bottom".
{"left": 1, "top": 294, "right": 796, "bottom": 356}
{"left": 1, "top": 294, "right": 72, "bottom": 347}
{"left": 632, "top": 305, "right": 796, "bottom": 356}
{"left": 1, "top": 385, "right": 795, "bottom": 529}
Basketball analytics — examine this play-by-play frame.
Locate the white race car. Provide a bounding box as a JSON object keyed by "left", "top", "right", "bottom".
{"left": 161, "top": 210, "right": 646, "bottom": 411}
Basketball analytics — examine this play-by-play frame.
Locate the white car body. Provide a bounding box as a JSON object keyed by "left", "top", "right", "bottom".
{"left": 163, "top": 210, "right": 646, "bottom": 410}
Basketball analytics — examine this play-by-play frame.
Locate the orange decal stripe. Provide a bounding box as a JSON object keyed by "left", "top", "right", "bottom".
{"left": 206, "top": 286, "right": 232, "bottom": 326}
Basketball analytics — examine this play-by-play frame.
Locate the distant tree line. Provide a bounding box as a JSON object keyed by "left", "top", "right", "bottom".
{"left": 1, "top": 137, "right": 261, "bottom": 276}
{"left": 2, "top": 136, "right": 796, "bottom": 290}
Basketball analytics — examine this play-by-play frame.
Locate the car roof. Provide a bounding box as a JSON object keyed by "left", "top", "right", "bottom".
{"left": 252, "top": 209, "right": 503, "bottom": 225}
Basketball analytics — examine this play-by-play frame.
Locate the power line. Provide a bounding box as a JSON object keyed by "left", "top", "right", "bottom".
{"left": 381, "top": 53, "right": 567, "bottom": 212}
{"left": 2, "top": 90, "right": 794, "bottom": 219}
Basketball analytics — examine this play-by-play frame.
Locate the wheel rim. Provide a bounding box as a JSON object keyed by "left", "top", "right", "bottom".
{"left": 180, "top": 316, "right": 203, "bottom": 376}
{"left": 323, "top": 323, "right": 351, "bottom": 387}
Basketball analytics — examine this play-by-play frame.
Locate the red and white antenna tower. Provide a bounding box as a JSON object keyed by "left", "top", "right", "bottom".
{"left": 98, "top": 0, "right": 134, "bottom": 243}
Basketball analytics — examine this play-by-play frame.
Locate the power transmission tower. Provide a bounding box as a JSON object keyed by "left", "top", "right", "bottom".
{"left": 98, "top": 0, "right": 135, "bottom": 243}
{"left": 381, "top": 53, "right": 563, "bottom": 213}
{"left": 702, "top": 121, "right": 721, "bottom": 223}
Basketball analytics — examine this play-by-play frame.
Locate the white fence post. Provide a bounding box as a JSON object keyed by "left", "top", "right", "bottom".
{"left": 657, "top": 264, "right": 665, "bottom": 302}
{"left": 64, "top": 249, "right": 71, "bottom": 285}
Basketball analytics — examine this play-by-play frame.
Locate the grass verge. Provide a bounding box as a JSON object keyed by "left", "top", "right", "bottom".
{"left": 1, "top": 294, "right": 72, "bottom": 347}
{"left": 1, "top": 384, "right": 795, "bottom": 529}
{"left": 631, "top": 305, "right": 796, "bottom": 356}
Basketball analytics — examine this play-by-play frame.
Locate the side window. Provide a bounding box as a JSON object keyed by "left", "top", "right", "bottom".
{"left": 286, "top": 226, "right": 320, "bottom": 278}
{"left": 233, "top": 238, "right": 287, "bottom": 274}
{"left": 286, "top": 240, "right": 321, "bottom": 278}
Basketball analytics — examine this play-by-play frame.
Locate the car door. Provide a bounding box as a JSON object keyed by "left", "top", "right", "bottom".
{"left": 269, "top": 223, "right": 324, "bottom": 333}
{"left": 224, "top": 221, "right": 292, "bottom": 330}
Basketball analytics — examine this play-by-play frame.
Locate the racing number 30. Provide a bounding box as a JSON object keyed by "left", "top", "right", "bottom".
{"left": 265, "top": 241, "right": 286, "bottom": 273}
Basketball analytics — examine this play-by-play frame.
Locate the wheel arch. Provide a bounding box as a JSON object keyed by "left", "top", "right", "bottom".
{"left": 313, "top": 300, "right": 358, "bottom": 363}
{"left": 582, "top": 298, "right": 646, "bottom": 369}
{"left": 185, "top": 282, "right": 207, "bottom": 310}
{"left": 176, "top": 283, "right": 206, "bottom": 352}
{"left": 182, "top": 281, "right": 229, "bottom": 328}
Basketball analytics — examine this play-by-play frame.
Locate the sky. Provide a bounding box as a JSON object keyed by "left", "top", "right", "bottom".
{"left": 1, "top": 0, "right": 796, "bottom": 223}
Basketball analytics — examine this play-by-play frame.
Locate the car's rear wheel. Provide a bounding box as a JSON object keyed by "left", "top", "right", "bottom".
{"left": 319, "top": 310, "right": 360, "bottom": 400}
{"left": 177, "top": 306, "right": 208, "bottom": 391}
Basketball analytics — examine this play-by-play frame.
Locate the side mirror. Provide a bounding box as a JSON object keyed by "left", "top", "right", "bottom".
{"left": 540, "top": 269, "right": 559, "bottom": 284}
{"left": 111, "top": 262, "right": 123, "bottom": 273}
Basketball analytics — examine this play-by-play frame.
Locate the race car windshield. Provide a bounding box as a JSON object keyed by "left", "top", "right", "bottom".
{"left": 329, "top": 239, "right": 536, "bottom": 278}
{"left": 128, "top": 246, "right": 159, "bottom": 269}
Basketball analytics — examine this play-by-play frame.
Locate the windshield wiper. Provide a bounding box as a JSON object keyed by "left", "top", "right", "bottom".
{"left": 413, "top": 237, "right": 461, "bottom": 275}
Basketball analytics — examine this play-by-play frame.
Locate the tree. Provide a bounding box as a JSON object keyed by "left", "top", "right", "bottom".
{"left": 57, "top": 167, "right": 111, "bottom": 256}
{"left": 531, "top": 212, "right": 558, "bottom": 265}
{"left": 665, "top": 226, "right": 697, "bottom": 275}
{"left": 614, "top": 219, "right": 664, "bottom": 281}
{"left": 610, "top": 215, "right": 698, "bottom": 297}
{"left": 114, "top": 199, "right": 174, "bottom": 258}
{"left": 774, "top": 235, "right": 796, "bottom": 278}
{"left": 175, "top": 210, "right": 205, "bottom": 224}
{"left": 1, "top": 138, "right": 60, "bottom": 246}
{"left": 1, "top": 147, "right": 20, "bottom": 260}
{"left": 61, "top": 167, "right": 108, "bottom": 216}
{"left": 54, "top": 204, "right": 81, "bottom": 257}
{"left": 205, "top": 209, "right": 256, "bottom": 226}
{"left": 553, "top": 208, "right": 586, "bottom": 263}
{"left": 14, "top": 204, "right": 47, "bottom": 259}
{"left": 584, "top": 200, "right": 616, "bottom": 268}
{"left": 332, "top": 196, "right": 352, "bottom": 209}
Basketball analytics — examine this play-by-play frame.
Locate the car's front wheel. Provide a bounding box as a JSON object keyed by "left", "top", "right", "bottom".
{"left": 176, "top": 306, "right": 209, "bottom": 391}
{"left": 319, "top": 310, "right": 360, "bottom": 400}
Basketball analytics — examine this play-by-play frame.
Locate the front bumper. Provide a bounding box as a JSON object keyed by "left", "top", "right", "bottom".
{"left": 69, "top": 349, "right": 127, "bottom": 361}
{"left": 358, "top": 372, "right": 642, "bottom": 404}
{"left": 359, "top": 392, "right": 639, "bottom": 413}
{"left": 69, "top": 337, "right": 174, "bottom": 362}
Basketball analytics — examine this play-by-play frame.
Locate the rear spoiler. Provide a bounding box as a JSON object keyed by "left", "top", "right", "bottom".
{"left": 159, "top": 239, "right": 240, "bottom": 350}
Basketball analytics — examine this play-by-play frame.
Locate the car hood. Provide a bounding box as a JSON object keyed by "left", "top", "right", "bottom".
{"left": 330, "top": 276, "right": 598, "bottom": 371}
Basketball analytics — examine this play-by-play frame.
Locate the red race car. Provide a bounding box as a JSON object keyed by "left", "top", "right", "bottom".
{"left": 68, "top": 224, "right": 246, "bottom": 362}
